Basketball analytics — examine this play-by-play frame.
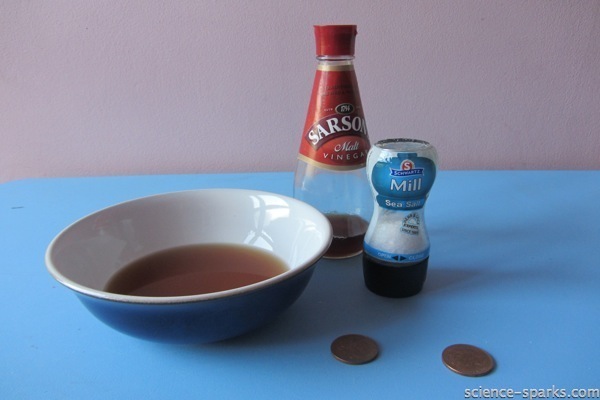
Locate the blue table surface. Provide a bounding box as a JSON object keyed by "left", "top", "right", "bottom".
{"left": 1, "top": 171, "right": 599, "bottom": 399}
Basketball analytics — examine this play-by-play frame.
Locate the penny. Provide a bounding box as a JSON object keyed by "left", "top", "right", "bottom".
{"left": 331, "top": 334, "right": 379, "bottom": 365}
{"left": 442, "top": 344, "right": 495, "bottom": 377}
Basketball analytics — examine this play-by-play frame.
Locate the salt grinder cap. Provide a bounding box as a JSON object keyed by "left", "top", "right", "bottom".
{"left": 314, "top": 25, "right": 357, "bottom": 56}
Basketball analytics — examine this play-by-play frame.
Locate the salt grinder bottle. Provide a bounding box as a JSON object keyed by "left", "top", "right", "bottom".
{"left": 293, "top": 25, "right": 372, "bottom": 259}
{"left": 363, "top": 139, "right": 438, "bottom": 297}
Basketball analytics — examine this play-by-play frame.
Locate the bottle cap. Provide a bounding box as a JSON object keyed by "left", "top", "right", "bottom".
{"left": 314, "top": 25, "right": 357, "bottom": 56}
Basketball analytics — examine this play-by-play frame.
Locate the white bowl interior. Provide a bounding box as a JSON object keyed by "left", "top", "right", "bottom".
{"left": 46, "top": 189, "right": 332, "bottom": 294}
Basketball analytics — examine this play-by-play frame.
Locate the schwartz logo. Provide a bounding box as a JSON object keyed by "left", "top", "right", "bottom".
{"left": 389, "top": 160, "right": 424, "bottom": 177}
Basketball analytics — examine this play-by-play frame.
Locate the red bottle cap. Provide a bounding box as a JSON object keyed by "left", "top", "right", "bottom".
{"left": 314, "top": 25, "right": 357, "bottom": 56}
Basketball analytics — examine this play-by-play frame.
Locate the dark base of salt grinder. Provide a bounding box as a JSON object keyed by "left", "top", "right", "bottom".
{"left": 362, "top": 254, "right": 429, "bottom": 298}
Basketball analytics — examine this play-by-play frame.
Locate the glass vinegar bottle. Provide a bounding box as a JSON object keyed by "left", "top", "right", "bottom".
{"left": 293, "top": 25, "right": 372, "bottom": 259}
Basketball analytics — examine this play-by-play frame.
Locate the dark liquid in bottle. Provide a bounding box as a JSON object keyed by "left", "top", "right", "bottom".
{"left": 324, "top": 214, "right": 369, "bottom": 259}
{"left": 362, "top": 252, "right": 428, "bottom": 298}
{"left": 104, "top": 244, "right": 288, "bottom": 297}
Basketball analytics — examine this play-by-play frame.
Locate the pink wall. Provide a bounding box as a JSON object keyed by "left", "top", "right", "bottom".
{"left": 1, "top": 1, "right": 599, "bottom": 182}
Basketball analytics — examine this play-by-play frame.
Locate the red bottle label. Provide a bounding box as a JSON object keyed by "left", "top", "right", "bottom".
{"left": 298, "top": 64, "right": 370, "bottom": 170}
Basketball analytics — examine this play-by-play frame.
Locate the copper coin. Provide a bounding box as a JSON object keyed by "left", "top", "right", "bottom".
{"left": 442, "top": 344, "right": 495, "bottom": 377}
{"left": 331, "top": 334, "right": 379, "bottom": 365}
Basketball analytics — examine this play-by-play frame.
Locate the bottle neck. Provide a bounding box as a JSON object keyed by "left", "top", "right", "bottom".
{"left": 317, "top": 55, "right": 355, "bottom": 63}
{"left": 316, "top": 56, "right": 355, "bottom": 71}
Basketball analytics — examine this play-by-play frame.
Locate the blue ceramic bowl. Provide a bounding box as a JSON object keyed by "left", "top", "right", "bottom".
{"left": 45, "top": 189, "right": 332, "bottom": 344}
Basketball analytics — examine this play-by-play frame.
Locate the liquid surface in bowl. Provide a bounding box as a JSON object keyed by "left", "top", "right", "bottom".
{"left": 104, "top": 244, "right": 288, "bottom": 297}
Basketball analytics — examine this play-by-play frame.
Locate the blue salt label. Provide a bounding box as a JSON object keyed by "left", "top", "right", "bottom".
{"left": 363, "top": 242, "right": 429, "bottom": 264}
{"left": 370, "top": 153, "right": 436, "bottom": 211}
